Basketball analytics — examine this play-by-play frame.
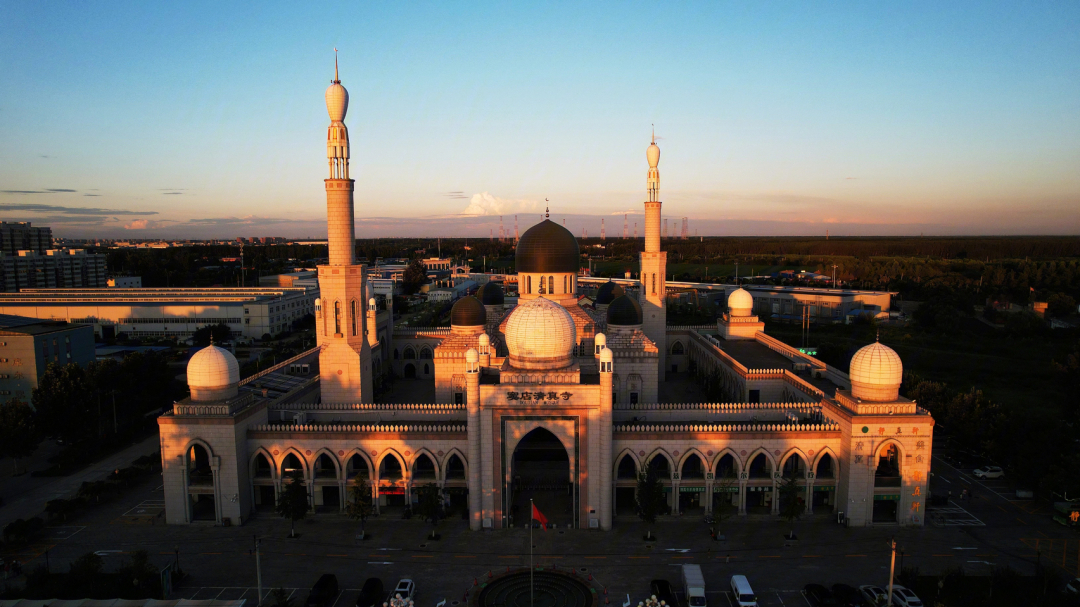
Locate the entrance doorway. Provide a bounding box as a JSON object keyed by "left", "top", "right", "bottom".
{"left": 510, "top": 427, "right": 572, "bottom": 528}
{"left": 404, "top": 363, "right": 416, "bottom": 379}
{"left": 873, "top": 498, "right": 899, "bottom": 523}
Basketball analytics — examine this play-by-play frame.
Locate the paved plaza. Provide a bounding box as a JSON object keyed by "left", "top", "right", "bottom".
{"left": 2, "top": 448, "right": 1078, "bottom": 606}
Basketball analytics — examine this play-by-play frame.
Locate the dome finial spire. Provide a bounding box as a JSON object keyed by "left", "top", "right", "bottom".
{"left": 651, "top": 123, "right": 655, "bottom": 145}
{"left": 333, "top": 47, "right": 340, "bottom": 84}
{"left": 545, "top": 199, "right": 549, "bottom": 218}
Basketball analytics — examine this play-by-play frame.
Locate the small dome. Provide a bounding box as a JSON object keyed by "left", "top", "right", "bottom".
{"left": 727, "top": 288, "right": 754, "bottom": 316}
{"left": 477, "top": 281, "right": 505, "bottom": 306}
{"left": 451, "top": 296, "right": 486, "bottom": 327}
{"left": 325, "top": 82, "right": 349, "bottom": 123}
{"left": 647, "top": 141, "right": 660, "bottom": 169}
{"left": 516, "top": 219, "right": 579, "bottom": 274}
{"left": 595, "top": 281, "right": 625, "bottom": 305}
{"left": 600, "top": 348, "right": 613, "bottom": 364}
{"left": 466, "top": 348, "right": 479, "bottom": 364}
{"left": 478, "top": 333, "right": 490, "bottom": 348}
{"left": 187, "top": 345, "right": 240, "bottom": 401}
{"left": 369, "top": 297, "right": 376, "bottom": 307}
{"left": 505, "top": 297, "right": 576, "bottom": 370}
{"left": 594, "top": 332, "right": 607, "bottom": 349}
{"left": 607, "top": 294, "right": 643, "bottom": 326}
{"left": 849, "top": 341, "right": 903, "bottom": 402}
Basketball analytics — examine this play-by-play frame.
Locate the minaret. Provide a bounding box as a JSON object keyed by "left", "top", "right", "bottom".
{"left": 639, "top": 129, "right": 668, "bottom": 380}
{"left": 316, "top": 52, "right": 373, "bottom": 404}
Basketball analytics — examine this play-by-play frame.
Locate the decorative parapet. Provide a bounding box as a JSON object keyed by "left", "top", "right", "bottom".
{"left": 753, "top": 332, "right": 827, "bottom": 369}
{"left": 615, "top": 420, "right": 840, "bottom": 433}
{"left": 835, "top": 391, "right": 921, "bottom": 415}
{"left": 394, "top": 327, "right": 452, "bottom": 336}
{"left": 691, "top": 333, "right": 750, "bottom": 374}
{"left": 267, "top": 402, "right": 465, "bottom": 412}
{"left": 173, "top": 393, "right": 255, "bottom": 416}
{"left": 251, "top": 422, "right": 467, "bottom": 433}
{"left": 615, "top": 402, "right": 819, "bottom": 415}
{"left": 666, "top": 325, "right": 717, "bottom": 331}
{"left": 241, "top": 347, "right": 321, "bottom": 386}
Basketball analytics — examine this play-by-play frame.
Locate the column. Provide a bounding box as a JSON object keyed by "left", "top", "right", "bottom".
{"left": 705, "top": 477, "right": 714, "bottom": 513}
{"left": 466, "top": 348, "right": 482, "bottom": 530}
{"left": 672, "top": 478, "right": 681, "bottom": 515}
{"left": 804, "top": 476, "right": 814, "bottom": 514}
{"left": 738, "top": 479, "right": 747, "bottom": 515}
{"left": 771, "top": 476, "right": 780, "bottom": 515}
{"left": 599, "top": 350, "right": 613, "bottom": 530}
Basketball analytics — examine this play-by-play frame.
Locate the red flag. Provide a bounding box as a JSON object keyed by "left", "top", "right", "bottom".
{"left": 531, "top": 503, "right": 548, "bottom": 530}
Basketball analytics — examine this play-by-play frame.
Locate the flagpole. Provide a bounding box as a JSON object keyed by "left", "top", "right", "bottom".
{"left": 530, "top": 498, "right": 534, "bottom": 607}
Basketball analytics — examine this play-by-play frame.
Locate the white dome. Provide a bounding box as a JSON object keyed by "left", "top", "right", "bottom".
{"left": 325, "top": 82, "right": 349, "bottom": 122}
{"left": 600, "top": 348, "right": 613, "bottom": 364}
{"left": 647, "top": 142, "right": 660, "bottom": 169}
{"left": 849, "top": 341, "right": 903, "bottom": 402}
{"left": 594, "top": 332, "right": 606, "bottom": 348}
{"left": 466, "top": 348, "right": 479, "bottom": 364}
{"left": 504, "top": 297, "right": 576, "bottom": 370}
{"left": 187, "top": 345, "right": 240, "bottom": 401}
{"left": 728, "top": 288, "right": 754, "bottom": 315}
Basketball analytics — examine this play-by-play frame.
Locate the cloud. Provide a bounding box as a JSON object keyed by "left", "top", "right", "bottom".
{"left": 124, "top": 219, "right": 151, "bottom": 230}
{"left": 39, "top": 155, "right": 51, "bottom": 159}
{"left": 0, "top": 188, "right": 76, "bottom": 194}
{"left": 444, "top": 191, "right": 469, "bottom": 200}
{"left": 45, "top": 188, "right": 76, "bottom": 192}
{"left": 0, "top": 203, "right": 157, "bottom": 216}
{"left": 460, "top": 192, "right": 541, "bottom": 216}
{"left": 83, "top": 194, "right": 101, "bottom": 197}
{"left": 183, "top": 215, "right": 295, "bottom": 227}
{"left": 162, "top": 192, "right": 184, "bottom": 195}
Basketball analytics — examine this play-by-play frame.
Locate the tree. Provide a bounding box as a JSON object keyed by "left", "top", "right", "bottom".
{"left": 414, "top": 482, "right": 443, "bottom": 537}
{"left": 402, "top": 260, "right": 429, "bottom": 295}
{"left": 635, "top": 464, "right": 666, "bottom": 539}
{"left": 711, "top": 470, "right": 738, "bottom": 525}
{"left": 276, "top": 470, "right": 309, "bottom": 537}
{"left": 32, "top": 362, "right": 94, "bottom": 444}
{"left": 778, "top": 475, "right": 804, "bottom": 539}
{"left": 345, "top": 474, "right": 374, "bottom": 535}
{"left": 192, "top": 323, "right": 232, "bottom": 347}
{"left": 0, "top": 399, "right": 39, "bottom": 474}
{"left": 269, "top": 587, "right": 294, "bottom": 607}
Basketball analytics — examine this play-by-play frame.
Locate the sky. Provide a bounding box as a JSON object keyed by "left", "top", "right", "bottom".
{"left": 1, "top": 2, "right": 1078, "bottom": 239}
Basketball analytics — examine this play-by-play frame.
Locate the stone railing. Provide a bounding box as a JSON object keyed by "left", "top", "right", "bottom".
{"left": 615, "top": 402, "right": 819, "bottom": 415}
{"left": 173, "top": 393, "right": 255, "bottom": 416}
{"left": 781, "top": 371, "right": 826, "bottom": 398}
{"left": 691, "top": 333, "right": 750, "bottom": 374}
{"left": 394, "top": 327, "right": 452, "bottom": 336}
{"left": 754, "top": 332, "right": 826, "bottom": 369}
{"left": 849, "top": 402, "right": 919, "bottom": 415}
{"left": 615, "top": 420, "right": 840, "bottom": 433}
{"left": 251, "top": 422, "right": 467, "bottom": 433}
{"left": 666, "top": 325, "right": 716, "bottom": 332}
{"left": 241, "top": 347, "right": 321, "bottom": 386}
{"left": 268, "top": 402, "right": 465, "bottom": 412}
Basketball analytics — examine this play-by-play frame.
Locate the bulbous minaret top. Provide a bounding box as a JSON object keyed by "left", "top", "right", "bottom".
{"left": 325, "top": 50, "right": 350, "bottom": 179}
{"left": 646, "top": 127, "right": 660, "bottom": 203}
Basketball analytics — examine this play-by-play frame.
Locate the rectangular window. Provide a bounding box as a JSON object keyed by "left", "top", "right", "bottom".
{"left": 748, "top": 389, "right": 760, "bottom": 403}
{"left": 630, "top": 392, "right": 639, "bottom": 404}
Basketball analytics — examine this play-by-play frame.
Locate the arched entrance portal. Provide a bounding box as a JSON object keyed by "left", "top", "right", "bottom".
{"left": 509, "top": 428, "right": 572, "bottom": 528}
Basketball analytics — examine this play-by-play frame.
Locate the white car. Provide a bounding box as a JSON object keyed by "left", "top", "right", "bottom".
{"left": 890, "top": 585, "right": 923, "bottom": 607}
{"left": 973, "top": 466, "right": 1004, "bottom": 479}
{"left": 1066, "top": 577, "right": 1080, "bottom": 595}
{"left": 391, "top": 579, "right": 415, "bottom": 602}
{"left": 858, "top": 585, "right": 887, "bottom": 605}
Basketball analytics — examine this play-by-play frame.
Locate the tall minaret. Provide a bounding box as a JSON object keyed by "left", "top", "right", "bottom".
{"left": 639, "top": 129, "right": 667, "bottom": 380}
{"left": 316, "top": 52, "right": 373, "bottom": 404}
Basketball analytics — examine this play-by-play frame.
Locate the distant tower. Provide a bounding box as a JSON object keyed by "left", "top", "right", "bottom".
{"left": 317, "top": 51, "right": 373, "bottom": 404}
{"left": 601, "top": 218, "right": 606, "bottom": 241}
{"left": 514, "top": 215, "right": 519, "bottom": 243}
{"left": 634, "top": 223, "right": 637, "bottom": 239}
{"left": 664, "top": 218, "right": 668, "bottom": 239}
{"left": 489, "top": 228, "right": 493, "bottom": 241}
{"left": 623, "top": 214, "right": 628, "bottom": 239}
{"left": 681, "top": 217, "right": 688, "bottom": 240}
{"left": 639, "top": 128, "right": 668, "bottom": 379}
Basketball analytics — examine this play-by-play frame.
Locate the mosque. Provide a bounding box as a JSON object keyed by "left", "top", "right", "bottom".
{"left": 157, "top": 61, "right": 933, "bottom": 530}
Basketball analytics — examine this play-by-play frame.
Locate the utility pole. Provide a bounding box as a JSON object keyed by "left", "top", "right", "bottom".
{"left": 255, "top": 536, "right": 263, "bottom": 606}
{"left": 887, "top": 537, "right": 897, "bottom": 606}
{"left": 832, "top": 264, "right": 838, "bottom": 288}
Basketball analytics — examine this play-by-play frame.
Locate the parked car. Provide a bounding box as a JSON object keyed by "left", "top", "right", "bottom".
{"left": 803, "top": 584, "right": 838, "bottom": 606}
{"left": 357, "top": 578, "right": 384, "bottom": 607}
{"left": 890, "top": 586, "right": 923, "bottom": 607}
{"left": 858, "top": 585, "right": 887, "bottom": 606}
{"left": 973, "top": 466, "right": 1004, "bottom": 479}
{"left": 729, "top": 576, "right": 758, "bottom": 607}
{"left": 650, "top": 579, "right": 675, "bottom": 606}
{"left": 306, "top": 574, "right": 339, "bottom": 607}
{"left": 830, "top": 584, "right": 870, "bottom": 607}
{"left": 390, "top": 579, "right": 416, "bottom": 602}
{"left": 1065, "top": 577, "right": 1080, "bottom": 595}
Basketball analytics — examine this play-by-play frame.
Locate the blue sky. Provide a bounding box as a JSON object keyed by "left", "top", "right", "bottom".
{"left": 1, "top": 2, "right": 1078, "bottom": 237}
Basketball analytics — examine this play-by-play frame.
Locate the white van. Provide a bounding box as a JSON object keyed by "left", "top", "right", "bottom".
{"left": 729, "top": 576, "right": 758, "bottom": 607}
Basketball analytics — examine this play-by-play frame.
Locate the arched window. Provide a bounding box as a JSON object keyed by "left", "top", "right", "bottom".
{"left": 334, "top": 301, "right": 342, "bottom": 335}
{"left": 351, "top": 300, "right": 359, "bottom": 336}
{"left": 413, "top": 454, "right": 437, "bottom": 480}
{"left": 527, "top": 276, "right": 532, "bottom": 293}
{"left": 549, "top": 276, "right": 555, "bottom": 294}
{"left": 563, "top": 276, "right": 568, "bottom": 293}
{"left": 423, "top": 363, "right": 430, "bottom": 375}
{"left": 651, "top": 273, "right": 656, "bottom": 295}
{"left": 403, "top": 347, "right": 416, "bottom": 359}
{"left": 539, "top": 276, "right": 546, "bottom": 294}
{"left": 617, "top": 455, "right": 637, "bottom": 480}
{"left": 419, "top": 347, "right": 432, "bottom": 359}
{"left": 671, "top": 342, "right": 685, "bottom": 355}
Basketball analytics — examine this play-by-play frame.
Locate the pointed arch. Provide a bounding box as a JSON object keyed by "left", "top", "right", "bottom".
{"left": 812, "top": 447, "right": 839, "bottom": 479}
{"left": 710, "top": 448, "right": 743, "bottom": 477}
{"left": 411, "top": 448, "right": 440, "bottom": 480}
{"left": 376, "top": 449, "right": 407, "bottom": 482}
{"left": 644, "top": 448, "right": 674, "bottom": 478}
{"left": 745, "top": 447, "right": 775, "bottom": 479}
{"left": 345, "top": 449, "right": 373, "bottom": 479}
{"left": 278, "top": 447, "right": 309, "bottom": 479}
{"left": 614, "top": 449, "right": 641, "bottom": 479}
{"left": 442, "top": 448, "right": 468, "bottom": 482}
{"left": 670, "top": 341, "right": 685, "bottom": 355}
{"left": 312, "top": 448, "right": 342, "bottom": 480}
{"left": 677, "top": 448, "right": 709, "bottom": 479}
{"left": 182, "top": 438, "right": 215, "bottom": 462}
{"left": 874, "top": 439, "right": 906, "bottom": 460}
{"left": 779, "top": 448, "right": 809, "bottom": 478}
{"left": 249, "top": 447, "right": 276, "bottom": 480}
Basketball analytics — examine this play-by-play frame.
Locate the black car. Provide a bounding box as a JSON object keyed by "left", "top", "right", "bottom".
{"left": 804, "top": 584, "right": 839, "bottom": 607}
{"left": 306, "top": 574, "right": 339, "bottom": 607}
{"left": 357, "top": 578, "right": 384, "bottom": 607}
{"left": 650, "top": 579, "right": 676, "bottom": 606}
{"left": 831, "top": 584, "right": 870, "bottom": 607}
